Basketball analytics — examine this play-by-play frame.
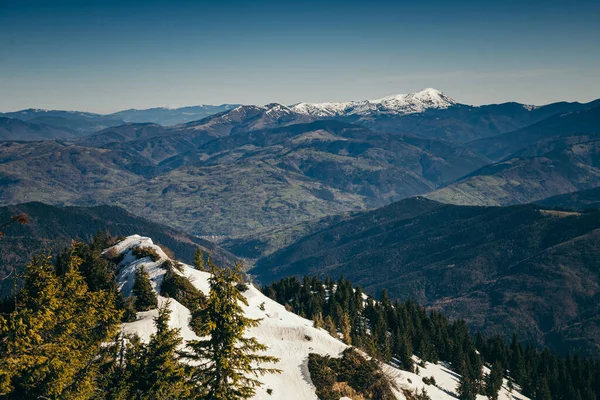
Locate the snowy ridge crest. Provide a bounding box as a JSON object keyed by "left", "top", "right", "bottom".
{"left": 291, "top": 88, "right": 457, "bottom": 117}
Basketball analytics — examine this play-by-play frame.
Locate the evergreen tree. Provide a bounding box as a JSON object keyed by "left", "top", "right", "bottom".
{"left": 134, "top": 303, "right": 189, "bottom": 399}
{"left": 0, "top": 249, "right": 121, "bottom": 398}
{"left": 485, "top": 361, "right": 503, "bottom": 400}
{"left": 133, "top": 266, "right": 158, "bottom": 311}
{"left": 193, "top": 247, "right": 205, "bottom": 271}
{"left": 182, "top": 261, "right": 280, "bottom": 399}
{"left": 536, "top": 378, "right": 552, "bottom": 400}
{"left": 336, "top": 306, "right": 352, "bottom": 345}
{"left": 324, "top": 315, "right": 337, "bottom": 338}
{"left": 457, "top": 360, "right": 477, "bottom": 400}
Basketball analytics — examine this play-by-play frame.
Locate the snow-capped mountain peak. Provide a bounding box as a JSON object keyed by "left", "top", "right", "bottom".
{"left": 291, "top": 88, "right": 456, "bottom": 117}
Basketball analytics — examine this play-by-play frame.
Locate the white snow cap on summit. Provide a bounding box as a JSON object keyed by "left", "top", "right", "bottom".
{"left": 291, "top": 88, "right": 456, "bottom": 117}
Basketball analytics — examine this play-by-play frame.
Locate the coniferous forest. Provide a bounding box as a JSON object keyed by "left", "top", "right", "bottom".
{"left": 263, "top": 276, "right": 600, "bottom": 400}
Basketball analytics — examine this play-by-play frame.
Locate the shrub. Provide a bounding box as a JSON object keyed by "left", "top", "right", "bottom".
{"left": 308, "top": 349, "right": 396, "bottom": 400}
{"left": 266, "top": 388, "right": 273, "bottom": 395}
{"left": 236, "top": 282, "right": 249, "bottom": 292}
{"left": 422, "top": 376, "right": 436, "bottom": 386}
{"left": 160, "top": 269, "right": 205, "bottom": 312}
{"left": 131, "top": 246, "right": 160, "bottom": 262}
{"left": 160, "top": 269, "right": 206, "bottom": 333}
{"left": 132, "top": 266, "right": 158, "bottom": 311}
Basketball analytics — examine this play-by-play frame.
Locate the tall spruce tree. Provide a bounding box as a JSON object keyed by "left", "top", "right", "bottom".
{"left": 193, "top": 247, "right": 205, "bottom": 271}
{"left": 134, "top": 303, "right": 189, "bottom": 399}
{"left": 457, "top": 360, "right": 478, "bottom": 400}
{"left": 0, "top": 248, "right": 121, "bottom": 399}
{"left": 485, "top": 361, "right": 503, "bottom": 400}
{"left": 133, "top": 266, "right": 158, "bottom": 311}
{"left": 182, "top": 261, "right": 280, "bottom": 399}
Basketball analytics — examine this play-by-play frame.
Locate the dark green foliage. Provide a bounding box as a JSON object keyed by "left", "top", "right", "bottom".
{"left": 193, "top": 247, "right": 205, "bottom": 270}
{"left": 264, "top": 275, "right": 600, "bottom": 400}
{"left": 160, "top": 269, "right": 205, "bottom": 312}
{"left": 181, "top": 261, "right": 280, "bottom": 399}
{"left": 422, "top": 376, "right": 436, "bottom": 386}
{"left": 485, "top": 361, "right": 503, "bottom": 400}
{"left": 97, "top": 305, "right": 190, "bottom": 400}
{"left": 308, "top": 348, "right": 396, "bottom": 400}
{"left": 0, "top": 246, "right": 121, "bottom": 398}
{"left": 160, "top": 268, "right": 206, "bottom": 333}
{"left": 132, "top": 246, "right": 161, "bottom": 262}
{"left": 133, "top": 266, "right": 158, "bottom": 311}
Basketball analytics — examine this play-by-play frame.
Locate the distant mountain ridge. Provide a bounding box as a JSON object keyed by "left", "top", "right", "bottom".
{"left": 291, "top": 88, "right": 456, "bottom": 117}
{"left": 250, "top": 196, "right": 600, "bottom": 357}
{"left": 426, "top": 105, "right": 600, "bottom": 206}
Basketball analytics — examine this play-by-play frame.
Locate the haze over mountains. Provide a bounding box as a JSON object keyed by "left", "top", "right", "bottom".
{"left": 1, "top": 88, "right": 598, "bottom": 236}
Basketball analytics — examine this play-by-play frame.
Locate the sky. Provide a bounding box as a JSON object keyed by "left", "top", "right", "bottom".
{"left": 0, "top": 0, "right": 599, "bottom": 113}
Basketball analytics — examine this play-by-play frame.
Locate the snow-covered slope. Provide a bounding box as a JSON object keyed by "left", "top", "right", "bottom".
{"left": 107, "top": 235, "right": 528, "bottom": 400}
{"left": 291, "top": 88, "right": 456, "bottom": 118}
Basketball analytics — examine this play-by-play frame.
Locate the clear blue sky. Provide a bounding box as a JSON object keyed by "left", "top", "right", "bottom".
{"left": 1, "top": 0, "right": 599, "bottom": 113}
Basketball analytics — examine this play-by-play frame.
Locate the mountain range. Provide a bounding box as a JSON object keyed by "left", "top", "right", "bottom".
{"left": 250, "top": 196, "right": 600, "bottom": 357}
{"left": 2, "top": 88, "right": 600, "bottom": 361}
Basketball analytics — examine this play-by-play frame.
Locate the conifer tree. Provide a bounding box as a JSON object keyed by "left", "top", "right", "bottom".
{"left": 182, "top": 261, "right": 280, "bottom": 399}
{"left": 134, "top": 303, "right": 189, "bottom": 399}
{"left": 457, "top": 360, "right": 477, "bottom": 400}
{"left": 339, "top": 311, "right": 352, "bottom": 345}
{"left": 485, "top": 360, "right": 503, "bottom": 400}
{"left": 324, "top": 315, "right": 337, "bottom": 338}
{"left": 0, "top": 248, "right": 121, "bottom": 398}
{"left": 312, "top": 312, "right": 324, "bottom": 329}
{"left": 193, "top": 247, "right": 205, "bottom": 270}
{"left": 133, "top": 266, "right": 158, "bottom": 311}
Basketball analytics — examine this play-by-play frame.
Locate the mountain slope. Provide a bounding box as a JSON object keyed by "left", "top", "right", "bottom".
{"left": 425, "top": 106, "right": 600, "bottom": 206}
{"left": 535, "top": 186, "right": 600, "bottom": 210}
{"left": 110, "top": 234, "right": 528, "bottom": 400}
{"left": 1, "top": 109, "right": 124, "bottom": 134}
{"left": 0, "top": 202, "right": 237, "bottom": 298}
{"left": 292, "top": 89, "right": 600, "bottom": 143}
{"left": 470, "top": 104, "right": 600, "bottom": 161}
{"left": 107, "top": 104, "right": 240, "bottom": 126}
{"left": 0, "top": 117, "right": 78, "bottom": 140}
{"left": 0, "top": 119, "right": 488, "bottom": 237}
{"left": 291, "top": 88, "right": 456, "bottom": 117}
{"left": 251, "top": 197, "right": 600, "bottom": 356}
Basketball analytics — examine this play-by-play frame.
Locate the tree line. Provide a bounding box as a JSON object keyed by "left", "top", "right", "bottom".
{"left": 263, "top": 275, "right": 600, "bottom": 400}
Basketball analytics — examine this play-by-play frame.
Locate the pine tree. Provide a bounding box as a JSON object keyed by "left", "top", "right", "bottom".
{"left": 324, "top": 315, "right": 337, "bottom": 338}
{"left": 536, "top": 378, "right": 552, "bottom": 400}
{"left": 134, "top": 303, "right": 189, "bottom": 399}
{"left": 193, "top": 247, "right": 205, "bottom": 271}
{"left": 485, "top": 361, "right": 503, "bottom": 400}
{"left": 312, "top": 312, "right": 324, "bottom": 329}
{"left": 182, "top": 261, "right": 280, "bottom": 399}
{"left": 133, "top": 266, "right": 158, "bottom": 311}
{"left": 457, "top": 360, "right": 477, "bottom": 400}
{"left": 340, "top": 312, "right": 352, "bottom": 344}
{"left": 0, "top": 249, "right": 121, "bottom": 398}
